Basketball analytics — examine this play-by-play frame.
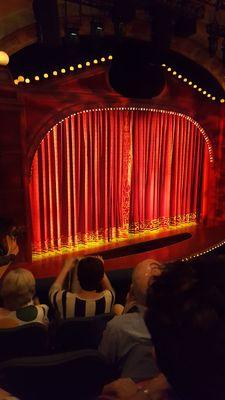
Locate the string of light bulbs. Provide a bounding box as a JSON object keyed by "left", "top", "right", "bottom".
{"left": 161, "top": 63, "right": 225, "bottom": 104}
{"left": 182, "top": 238, "right": 225, "bottom": 262}
{"left": 14, "top": 55, "right": 113, "bottom": 85}
{"left": 43, "top": 106, "right": 214, "bottom": 163}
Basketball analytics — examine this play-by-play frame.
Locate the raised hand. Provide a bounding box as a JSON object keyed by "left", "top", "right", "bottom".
{"left": 6, "top": 235, "right": 19, "bottom": 256}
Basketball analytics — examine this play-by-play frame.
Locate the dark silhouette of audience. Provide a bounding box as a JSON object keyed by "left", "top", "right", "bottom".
{"left": 2, "top": 250, "right": 225, "bottom": 400}
{"left": 102, "top": 257, "right": 225, "bottom": 399}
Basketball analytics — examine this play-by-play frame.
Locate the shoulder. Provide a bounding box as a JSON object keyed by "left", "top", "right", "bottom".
{"left": 16, "top": 304, "right": 48, "bottom": 323}
{"left": 106, "top": 313, "right": 135, "bottom": 329}
{"left": 102, "top": 289, "right": 115, "bottom": 300}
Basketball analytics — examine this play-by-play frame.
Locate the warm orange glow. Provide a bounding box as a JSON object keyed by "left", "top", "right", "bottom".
{"left": 32, "top": 220, "right": 197, "bottom": 260}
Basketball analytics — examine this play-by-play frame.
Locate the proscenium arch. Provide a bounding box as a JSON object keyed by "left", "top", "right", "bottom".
{"left": 29, "top": 106, "right": 214, "bottom": 177}
{"left": 29, "top": 106, "right": 213, "bottom": 254}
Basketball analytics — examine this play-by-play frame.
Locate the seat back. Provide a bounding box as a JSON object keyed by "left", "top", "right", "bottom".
{"left": 0, "top": 323, "right": 48, "bottom": 362}
{"left": 0, "top": 350, "right": 113, "bottom": 400}
{"left": 53, "top": 313, "right": 114, "bottom": 352}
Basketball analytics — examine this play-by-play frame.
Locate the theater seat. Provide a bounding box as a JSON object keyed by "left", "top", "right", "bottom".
{"left": 0, "top": 350, "right": 114, "bottom": 400}
{"left": 53, "top": 313, "right": 114, "bottom": 351}
{"left": 0, "top": 323, "right": 48, "bottom": 362}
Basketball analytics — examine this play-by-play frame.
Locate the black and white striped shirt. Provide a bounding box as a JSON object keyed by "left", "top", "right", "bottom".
{"left": 49, "top": 285, "right": 115, "bottom": 319}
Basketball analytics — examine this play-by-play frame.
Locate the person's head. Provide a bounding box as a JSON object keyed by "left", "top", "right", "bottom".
{"left": 77, "top": 256, "right": 104, "bottom": 291}
{"left": 145, "top": 259, "right": 225, "bottom": 400}
{"left": 131, "top": 258, "right": 163, "bottom": 306}
{"left": 1, "top": 268, "right": 36, "bottom": 310}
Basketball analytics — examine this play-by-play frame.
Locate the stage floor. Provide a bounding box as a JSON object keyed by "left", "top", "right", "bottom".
{"left": 22, "top": 221, "right": 225, "bottom": 279}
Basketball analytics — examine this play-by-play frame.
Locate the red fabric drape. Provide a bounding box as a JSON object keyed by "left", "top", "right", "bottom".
{"left": 29, "top": 108, "right": 210, "bottom": 254}
{"left": 129, "top": 110, "right": 207, "bottom": 231}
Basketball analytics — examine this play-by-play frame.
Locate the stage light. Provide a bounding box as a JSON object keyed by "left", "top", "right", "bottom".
{"left": 77, "top": 64, "right": 82, "bottom": 69}
{"left": 14, "top": 79, "right": 18, "bottom": 85}
{"left": 18, "top": 75, "right": 24, "bottom": 82}
{"left": 53, "top": 71, "right": 58, "bottom": 76}
{"left": 69, "top": 66, "right": 74, "bottom": 71}
{"left": 43, "top": 73, "right": 49, "bottom": 78}
{"left": 0, "top": 51, "right": 9, "bottom": 66}
{"left": 34, "top": 76, "right": 40, "bottom": 81}
{"left": 65, "top": 26, "right": 79, "bottom": 43}
{"left": 86, "top": 61, "right": 91, "bottom": 67}
{"left": 91, "top": 20, "right": 104, "bottom": 37}
{"left": 25, "top": 78, "right": 30, "bottom": 83}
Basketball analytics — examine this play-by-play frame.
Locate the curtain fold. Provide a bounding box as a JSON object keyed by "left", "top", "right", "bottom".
{"left": 30, "top": 108, "right": 209, "bottom": 254}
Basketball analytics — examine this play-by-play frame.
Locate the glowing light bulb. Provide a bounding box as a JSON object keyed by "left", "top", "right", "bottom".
{"left": 167, "top": 67, "right": 172, "bottom": 72}
{"left": 61, "top": 68, "right": 66, "bottom": 73}
{"left": 43, "top": 73, "right": 48, "bottom": 78}
{"left": 18, "top": 76, "right": 24, "bottom": 82}
{"left": 93, "top": 59, "right": 98, "bottom": 64}
{"left": 34, "top": 76, "right": 40, "bottom": 81}
{"left": 25, "top": 78, "right": 30, "bottom": 83}
{"left": 101, "top": 57, "right": 106, "bottom": 62}
{"left": 69, "top": 66, "right": 74, "bottom": 71}
{"left": 86, "top": 61, "right": 90, "bottom": 67}
{"left": 0, "top": 51, "right": 9, "bottom": 66}
{"left": 77, "top": 64, "right": 82, "bottom": 69}
{"left": 53, "top": 71, "right": 58, "bottom": 76}
{"left": 14, "top": 79, "right": 19, "bottom": 85}
{"left": 108, "top": 55, "right": 113, "bottom": 60}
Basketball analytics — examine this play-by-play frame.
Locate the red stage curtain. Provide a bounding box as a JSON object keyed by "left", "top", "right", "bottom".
{"left": 29, "top": 108, "right": 210, "bottom": 254}
{"left": 129, "top": 110, "right": 208, "bottom": 231}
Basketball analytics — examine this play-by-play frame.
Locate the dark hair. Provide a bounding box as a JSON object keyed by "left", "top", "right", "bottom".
{"left": 145, "top": 259, "right": 225, "bottom": 400}
{"left": 77, "top": 257, "right": 104, "bottom": 291}
{"left": 0, "top": 217, "right": 15, "bottom": 236}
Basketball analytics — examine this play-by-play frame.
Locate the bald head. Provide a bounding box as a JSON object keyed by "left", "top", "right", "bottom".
{"left": 132, "top": 259, "right": 163, "bottom": 306}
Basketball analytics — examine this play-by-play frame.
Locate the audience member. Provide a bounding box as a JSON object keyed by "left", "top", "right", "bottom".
{"left": 102, "top": 258, "right": 225, "bottom": 399}
{"left": 0, "top": 218, "right": 19, "bottom": 270}
{"left": 99, "top": 259, "right": 162, "bottom": 380}
{"left": 0, "top": 268, "right": 49, "bottom": 328}
{"left": 49, "top": 256, "right": 115, "bottom": 318}
{"left": 144, "top": 259, "right": 225, "bottom": 400}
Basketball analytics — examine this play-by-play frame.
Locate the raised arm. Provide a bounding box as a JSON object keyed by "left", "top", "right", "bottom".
{"left": 50, "top": 257, "right": 75, "bottom": 290}
{"left": 101, "top": 272, "right": 115, "bottom": 294}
